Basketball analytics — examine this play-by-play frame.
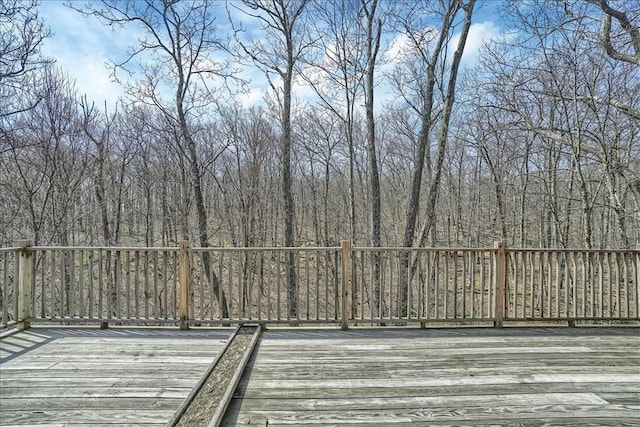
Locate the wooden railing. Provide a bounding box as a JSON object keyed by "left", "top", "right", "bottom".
{"left": 1, "top": 241, "right": 638, "bottom": 330}
{"left": 1, "top": 247, "right": 20, "bottom": 330}
{"left": 504, "top": 249, "right": 639, "bottom": 322}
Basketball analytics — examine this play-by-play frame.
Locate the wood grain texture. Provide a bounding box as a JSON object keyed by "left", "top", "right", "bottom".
{"left": 1, "top": 327, "right": 639, "bottom": 426}
{"left": 222, "top": 327, "right": 640, "bottom": 426}
{"left": 0, "top": 327, "right": 231, "bottom": 426}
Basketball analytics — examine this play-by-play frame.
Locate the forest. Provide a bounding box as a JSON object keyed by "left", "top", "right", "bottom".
{"left": 1, "top": 0, "right": 638, "bottom": 250}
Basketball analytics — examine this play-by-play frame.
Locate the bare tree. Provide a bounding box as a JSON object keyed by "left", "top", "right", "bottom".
{"left": 77, "top": 0, "right": 231, "bottom": 316}
{"left": 2, "top": 67, "right": 88, "bottom": 245}
{"left": 80, "top": 98, "right": 119, "bottom": 246}
{"left": 304, "top": 0, "right": 367, "bottom": 243}
{"left": 356, "top": 0, "right": 384, "bottom": 316}
{"left": 296, "top": 109, "right": 343, "bottom": 246}
{"left": 483, "top": 0, "right": 639, "bottom": 247}
{"left": 391, "top": 0, "right": 475, "bottom": 315}
{"left": 230, "top": 0, "right": 312, "bottom": 318}
{"left": 217, "top": 105, "right": 276, "bottom": 248}
{"left": 586, "top": 0, "right": 640, "bottom": 65}
{"left": 0, "top": 0, "right": 52, "bottom": 120}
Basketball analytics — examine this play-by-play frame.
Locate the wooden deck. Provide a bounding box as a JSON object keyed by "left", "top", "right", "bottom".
{"left": 223, "top": 328, "right": 640, "bottom": 426}
{"left": 1, "top": 327, "right": 639, "bottom": 426}
{"left": 0, "top": 328, "right": 232, "bottom": 426}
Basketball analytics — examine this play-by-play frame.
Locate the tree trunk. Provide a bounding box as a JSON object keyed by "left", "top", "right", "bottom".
{"left": 403, "top": 0, "right": 475, "bottom": 316}
{"left": 176, "top": 78, "right": 229, "bottom": 318}
{"left": 282, "top": 62, "right": 298, "bottom": 319}
{"left": 363, "top": 0, "right": 382, "bottom": 317}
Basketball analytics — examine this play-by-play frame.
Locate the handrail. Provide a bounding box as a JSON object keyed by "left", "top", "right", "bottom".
{"left": 505, "top": 248, "right": 638, "bottom": 254}
{"left": 190, "top": 246, "right": 340, "bottom": 252}
{"left": 29, "top": 246, "right": 179, "bottom": 251}
{"left": 351, "top": 246, "right": 497, "bottom": 251}
{"left": 0, "top": 242, "right": 638, "bottom": 331}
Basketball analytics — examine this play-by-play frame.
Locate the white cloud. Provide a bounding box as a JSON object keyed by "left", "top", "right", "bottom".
{"left": 39, "top": 2, "right": 136, "bottom": 108}
{"left": 72, "top": 57, "right": 122, "bottom": 106}
{"left": 233, "top": 65, "right": 269, "bottom": 107}
{"left": 384, "top": 20, "right": 511, "bottom": 69}
{"left": 292, "top": 76, "right": 317, "bottom": 103}
{"left": 384, "top": 33, "right": 410, "bottom": 67}
{"left": 384, "top": 27, "right": 438, "bottom": 65}
{"left": 241, "top": 88, "right": 266, "bottom": 108}
{"left": 449, "top": 21, "right": 507, "bottom": 65}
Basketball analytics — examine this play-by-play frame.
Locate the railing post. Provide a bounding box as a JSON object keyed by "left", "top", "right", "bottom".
{"left": 494, "top": 241, "right": 506, "bottom": 328}
{"left": 636, "top": 244, "right": 640, "bottom": 319}
{"left": 341, "top": 240, "right": 351, "bottom": 331}
{"left": 179, "top": 240, "right": 190, "bottom": 330}
{"left": 17, "top": 240, "right": 35, "bottom": 331}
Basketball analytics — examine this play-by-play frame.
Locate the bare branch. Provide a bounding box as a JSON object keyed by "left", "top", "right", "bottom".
{"left": 587, "top": 0, "right": 640, "bottom": 64}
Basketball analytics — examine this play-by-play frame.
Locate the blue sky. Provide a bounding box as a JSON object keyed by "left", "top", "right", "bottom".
{"left": 39, "top": 1, "right": 131, "bottom": 107}
{"left": 38, "top": 0, "right": 507, "bottom": 110}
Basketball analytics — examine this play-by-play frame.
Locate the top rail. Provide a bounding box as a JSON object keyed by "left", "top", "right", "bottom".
{"left": 506, "top": 248, "right": 639, "bottom": 254}
{"left": 190, "top": 246, "right": 340, "bottom": 252}
{"left": 11, "top": 245, "right": 639, "bottom": 253}
{"left": 351, "top": 246, "right": 496, "bottom": 251}
{"left": 29, "top": 246, "right": 179, "bottom": 252}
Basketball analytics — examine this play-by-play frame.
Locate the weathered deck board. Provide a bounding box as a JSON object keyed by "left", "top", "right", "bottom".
{"left": 0, "top": 328, "right": 231, "bottom": 426}
{"left": 2, "top": 327, "right": 639, "bottom": 426}
{"left": 222, "top": 328, "right": 640, "bottom": 426}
